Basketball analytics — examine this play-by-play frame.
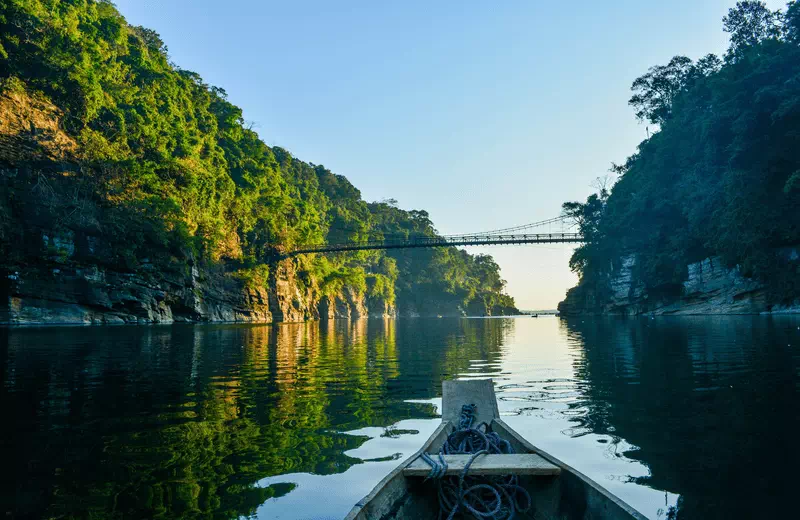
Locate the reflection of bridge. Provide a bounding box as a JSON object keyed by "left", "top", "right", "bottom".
{"left": 283, "top": 216, "right": 585, "bottom": 257}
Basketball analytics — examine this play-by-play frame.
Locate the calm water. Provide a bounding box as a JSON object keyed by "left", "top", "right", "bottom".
{"left": 2, "top": 316, "right": 799, "bottom": 519}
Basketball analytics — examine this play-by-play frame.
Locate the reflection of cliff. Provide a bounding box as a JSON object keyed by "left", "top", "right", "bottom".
{"left": 560, "top": 317, "right": 800, "bottom": 519}
{"left": 1, "top": 318, "right": 514, "bottom": 519}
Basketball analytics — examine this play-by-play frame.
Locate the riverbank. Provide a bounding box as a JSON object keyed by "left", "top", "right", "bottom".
{"left": 558, "top": 253, "right": 800, "bottom": 316}
{"left": 1, "top": 258, "right": 378, "bottom": 325}
{"left": 2, "top": 256, "right": 516, "bottom": 325}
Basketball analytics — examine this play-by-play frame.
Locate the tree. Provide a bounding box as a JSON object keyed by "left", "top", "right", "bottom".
{"left": 786, "top": 1, "right": 800, "bottom": 42}
{"left": 723, "top": 1, "right": 783, "bottom": 60}
{"left": 629, "top": 56, "right": 694, "bottom": 125}
{"left": 565, "top": 0, "right": 800, "bottom": 301}
{"left": 692, "top": 54, "right": 723, "bottom": 78}
{"left": 561, "top": 186, "right": 610, "bottom": 276}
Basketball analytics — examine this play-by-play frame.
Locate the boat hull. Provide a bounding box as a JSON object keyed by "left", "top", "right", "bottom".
{"left": 345, "top": 380, "right": 646, "bottom": 520}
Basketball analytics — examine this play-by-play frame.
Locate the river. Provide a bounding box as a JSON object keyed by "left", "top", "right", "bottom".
{"left": 2, "top": 316, "right": 798, "bottom": 519}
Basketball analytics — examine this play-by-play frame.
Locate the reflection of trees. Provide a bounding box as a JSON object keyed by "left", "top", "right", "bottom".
{"left": 560, "top": 316, "right": 800, "bottom": 519}
{"left": 1, "top": 318, "right": 514, "bottom": 519}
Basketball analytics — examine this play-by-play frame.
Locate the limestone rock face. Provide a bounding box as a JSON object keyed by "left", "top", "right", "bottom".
{"left": 367, "top": 295, "right": 396, "bottom": 319}
{"left": 559, "top": 252, "right": 800, "bottom": 316}
{"left": 316, "top": 289, "right": 369, "bottom": 320}
{"left": 1, "top": 230, "right": 385, "bottom": 325}
{"left": 3, "top": 260, "right": 276, "bottom": 325}
{"left": 606, "top": 254, "right": 645, "bottom": 312}
{"left": 677, "top": 257, "right": 766, "bottom": 314}
{"left": 267, "top": 260, "right": 314, "bottom": 323}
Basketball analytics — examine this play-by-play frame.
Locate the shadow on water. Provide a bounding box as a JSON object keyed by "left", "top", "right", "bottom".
{"left": 0, "top": 318, "right": 513, "bottom": 519}
{"left": 560, "top": 316, "right": 800, "bottom": 520}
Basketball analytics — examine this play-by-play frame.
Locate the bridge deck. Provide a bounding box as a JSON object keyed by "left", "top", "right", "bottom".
{"left": 284, "top": 232, "right": 584, "bottom": 256}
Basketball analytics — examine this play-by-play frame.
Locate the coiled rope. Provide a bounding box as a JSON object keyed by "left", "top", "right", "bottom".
{"left": 420, "top": 404, "right": 532, "bottom": 520}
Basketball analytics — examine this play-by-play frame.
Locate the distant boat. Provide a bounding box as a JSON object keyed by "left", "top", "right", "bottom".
{"left": 531, "top": 313, "right": 538, "bottom": 318}
{"left": 346, "top": 379, "right": 646, "bottom": 519}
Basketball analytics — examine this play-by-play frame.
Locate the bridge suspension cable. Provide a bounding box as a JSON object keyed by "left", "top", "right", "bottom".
{"left": 442, "top": 216, "right": 574, "bottom": 239}
{"left": 282, "top": 214, "right": 584, "bottom": 257}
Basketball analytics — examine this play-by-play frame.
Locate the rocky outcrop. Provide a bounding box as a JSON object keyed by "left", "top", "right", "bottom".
{"left": 366, "top": 293, "right": 396, "bottom": 319}
{"left": 559, "top": 252, "right": 800, "bottom": 316}
{"left": 0, "top": 228, "right": 386, "bottom": 325}
{"left": 676, "top": 257, "right": 767, "bottom": 314}
{"left": 1, "top": 263, "right": 386, "bottom": 326}
{"left": 318, "top": 288, "right": 386, "bottom": 320}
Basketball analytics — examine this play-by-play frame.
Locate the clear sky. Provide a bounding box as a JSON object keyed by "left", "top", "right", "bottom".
{"left": 114, "top": 0, "right": 785, "bottom": 309}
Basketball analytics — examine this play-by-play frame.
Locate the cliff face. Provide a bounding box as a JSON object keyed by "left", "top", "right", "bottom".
{"left": 0, "top": 81, "right": 518, "bottom": 325}
{"left": 0, "top": 180, "right": 495, "bottom": 325}
{"left": 558, "top": 252, "right": 800, "bottom": 316}
{"left": 1, "top": 226, "right": 394, "bottom": 325}
{"left": 0, "top": 229, "right": 508, "bottom": 324}
{"left": 0, "top": 87, "right": 395, "bottom": 325}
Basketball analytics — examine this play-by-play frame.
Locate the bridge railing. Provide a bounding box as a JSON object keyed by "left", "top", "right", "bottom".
{"left": 284, "top": 232, "right": 584, "bottom": 256}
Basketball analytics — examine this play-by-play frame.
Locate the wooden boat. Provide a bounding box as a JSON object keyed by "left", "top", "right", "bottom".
{"left": 345, "top": 379, "right": 647, "bottom": 520}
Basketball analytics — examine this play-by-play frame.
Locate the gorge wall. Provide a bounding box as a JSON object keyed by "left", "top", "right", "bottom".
{"left": 558, "top": 252, "right": 800, "bottom": 316}
{"left": 2, "top": 249, "right": 390, "bottom": 326}
{"left": 0, "top": 164, "right": 513, "bottom": 325}
{"left": 0, "top": 8, "right": 518, "bottom": 326}
{"left": 2, "top": 248, "right": 503, "bottom": 326}
{"left": 556, "top": 10, "right": 800, "bottom": 318}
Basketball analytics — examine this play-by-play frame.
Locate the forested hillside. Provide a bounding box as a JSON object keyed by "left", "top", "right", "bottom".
{"left": 0, "top": 0, "right": 515, "bottom": 323}
{"left": 560, "top": 1, "right": 800, "bottom": 314}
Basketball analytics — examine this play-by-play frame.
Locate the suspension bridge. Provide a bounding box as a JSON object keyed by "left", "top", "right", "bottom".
{"left": 283, "top": 216, "right": 584, "bottom": 256}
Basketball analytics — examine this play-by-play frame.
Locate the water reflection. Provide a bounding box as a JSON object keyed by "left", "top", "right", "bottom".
{"left": 2, "top": 316, "right": 798, "bottom": 519}
{"left": 560, "top": 317, "right": 800, "bottom": 519}
{"left": 0, "top": 319, "right": 512, "bottom": 519}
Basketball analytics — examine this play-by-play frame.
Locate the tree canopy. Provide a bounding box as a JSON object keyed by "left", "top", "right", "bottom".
{"left": 564, "top": 0, "right": 800, "bottom": 303}
{"left": 0, "top": 0, "right": 515, "bottom": 316}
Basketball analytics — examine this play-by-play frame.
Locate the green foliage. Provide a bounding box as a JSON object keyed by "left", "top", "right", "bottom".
{"left": 367, "top": 201, "right": 515, "bottom": 315}
{"left": 629, "top": 56, "right": 694, "bottom": 125}
{"left": 723, "top": 1, "right": 784, "bottom": 60}
{"left": 0, "top": 0, "right": 514, "bottom": 314}
{"left": 787, "top": 1, "right": 800, "bottom": 42}
{"left": 565, "top": 1, "right": 800, "bottom": 303}
{"left": 367, "top": 273, "right": 396, "bottom": 305}
{"left": 234, "top": 264, "right": 270, "bottom": 291}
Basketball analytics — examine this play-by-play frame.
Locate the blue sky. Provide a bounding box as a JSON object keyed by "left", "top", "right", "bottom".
{"left": 115, "top": 0, "right": 785, "bottom": 308}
